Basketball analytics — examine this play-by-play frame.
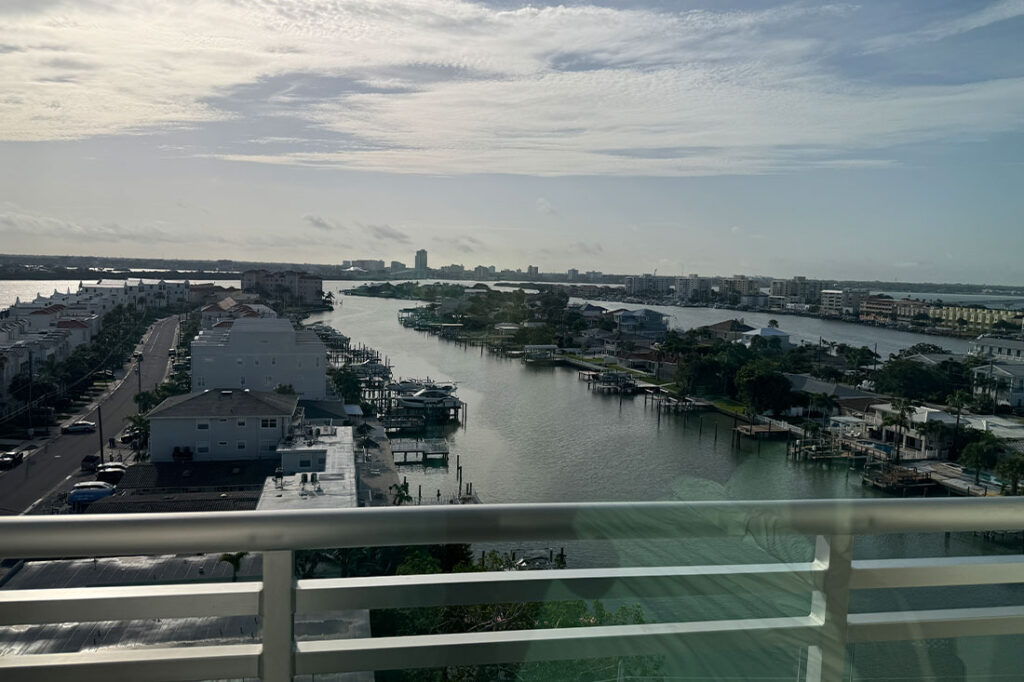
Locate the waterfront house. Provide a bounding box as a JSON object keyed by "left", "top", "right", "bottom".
{"left": 704, "top": 319, "right": 755, "bottom": 342}
{"left": 866, "top": 403, "right": 957, "bottom": 460}
{"left": 190, "top": 317, "right": 329, "bottom": 399}
{"left": 972, "top": 363, "right": 1024, "bottom": 408}
{"left": 740, "top": 327, "right": 793, "bottom": 349}
{"left": 148, "top": 389, "right": 299, "bottom": 463}
{"left": 969, "top": 335, "right": 1024, "bottom": 362}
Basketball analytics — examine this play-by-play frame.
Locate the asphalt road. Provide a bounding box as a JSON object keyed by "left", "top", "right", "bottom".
{"left": 0, "top": 316, "right": 179, "bottom": 515}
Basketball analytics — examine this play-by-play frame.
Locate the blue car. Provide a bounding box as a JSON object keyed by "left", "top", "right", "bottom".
{"left": 68, "top": 481, "right": 115, "bottom": 506}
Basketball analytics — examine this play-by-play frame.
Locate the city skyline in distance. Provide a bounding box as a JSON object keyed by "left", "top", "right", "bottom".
{"left": 1, "top": 1, "right": 1022, "bottom": 285}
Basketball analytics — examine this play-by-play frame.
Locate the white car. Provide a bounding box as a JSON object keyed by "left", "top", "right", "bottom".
{"left": 62, "top": 420, "right": 97, "bottom": 434}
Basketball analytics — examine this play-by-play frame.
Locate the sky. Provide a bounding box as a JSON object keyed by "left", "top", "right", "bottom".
{"left": 0, "top": 1, "right": 1022, "bottom": 284}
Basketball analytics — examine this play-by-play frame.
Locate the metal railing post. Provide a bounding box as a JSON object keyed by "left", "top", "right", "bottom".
{"left": 261, "top": 550, "right": 295, "bottom": 681}
{"left": 806, "top": 534, "right": 852, "bottom": 682}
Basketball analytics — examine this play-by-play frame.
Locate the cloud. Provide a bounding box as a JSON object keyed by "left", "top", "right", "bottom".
{"left": 569, "top": 241, "right": 603, "bottom": 256}
{"left": 535, "top": 197, "right": 556, "bottom": 215}
{"left": 866, "top": 0, "right": 1024, "bottom": 53}
{"left": 303, "top": 213, "right": 344, "bottom": 231}
{"left": 364, "top": 223, "right": 410, "bottom": 243}
{"left": 0, "top": 208, "right": 180, "bottom": 244}
{"left": 0, "top": 1, "right": 1022, "bottom": 177}
{"left": 436, "top": 234, "right": 484, "bottom": 253}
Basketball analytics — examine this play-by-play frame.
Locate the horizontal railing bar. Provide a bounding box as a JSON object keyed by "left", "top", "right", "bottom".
{"left": 851, "top": 555, "right": 1024, "bottom": 590}
{"left": 297, "top": 563, "right": 820, "bottom": 612}
{"left": 0, "top": 644, "right": 261, "bottom": 682}
{"left": 3, "top": 498, "right": 1024, "bottom": 559}
{"left": 848, "top": 606, "right": 1024, "bottom": 642}
{"left": 295, "top": 616, "right": 822, "bottom": 674}
{"left": 0, "top": 582, "right": 261, "bottom": 626}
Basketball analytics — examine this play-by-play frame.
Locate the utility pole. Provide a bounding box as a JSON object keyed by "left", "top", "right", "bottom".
{"left": 137, "top": 362, "right": 143, "bottom": 399}
{"left": 27, "top": 349, "right": 33, "bottom": 435}
{"left": 97, "top": 404, "right": 104, "bottom": 464}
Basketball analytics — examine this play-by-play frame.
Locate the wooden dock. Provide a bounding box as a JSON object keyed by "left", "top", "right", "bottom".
{"left": 735, "top": 423, "right": 789, "bottom": 438}
{"left": 390, "top": 438, "right": 450, "bottom": 464}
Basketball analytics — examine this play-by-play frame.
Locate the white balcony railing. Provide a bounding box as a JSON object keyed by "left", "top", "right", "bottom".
{"left": 1, "top": 498, "right": 1024, "bottom": 681}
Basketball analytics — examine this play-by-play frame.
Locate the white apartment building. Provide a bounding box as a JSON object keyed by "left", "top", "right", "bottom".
{"left": 190, "top": 318, "right": 328, "bottom": 399}
{"left": 148, "top": 389, "right": 298, "bottom": 462}
{"left": 969, "top": 335, "right": 1024, "bottom": 362}
{"left": 675, "top": 274, "right": 711, "bottom": 301}
{"left": 820, "top": 289, "right": 865, "bottom": 316}
{"left": 624, "top": 274, "right": 673, "bottom": 297}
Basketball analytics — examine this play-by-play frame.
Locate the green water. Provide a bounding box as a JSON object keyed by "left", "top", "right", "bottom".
{"left": 311, "top": 296, "right": 1023, "bottom": 680}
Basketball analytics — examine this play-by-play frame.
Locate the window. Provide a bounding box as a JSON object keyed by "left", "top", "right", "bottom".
{"left": 260, "top": 440, "right": 277, "bottom": 452}
{"left": 196, "top": 442, "right": 209, "bottom": 454}
{"left": 299, "top": 458, "right": 311, "bottom": 468}
{"left": 237, "top": 441, "right": 246, "bottom": 450}
{"left": 196, "top": 421, "right": 209, "bottom": 430}
{"left": 237, "top": 418, "right": 246, "bottom": 427}
{"left": 236, "top": 358, "right": 243, "bottom": 365}
{"left": 240, "top": 376, "right": 246, "bottom": 385}
{"left": 217, "top": 441, "right": 228, "bottom": 447}
{"left": 261, "top": 418, "right": 278, "bottom": 428}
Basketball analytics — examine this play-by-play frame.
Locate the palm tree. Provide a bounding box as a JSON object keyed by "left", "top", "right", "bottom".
{"left": 960, "top": 433, "right": 1002, "bottom": 486}
{"left": 218, "top": 551, "right": 248, "bottom": 582}
{"left": 882, "top": 398, "right": 913, "bottom": 466}
{"left": 389, "top": 480, "right": 413, "bottom": 506}
{"left": 914, "top": 420, "right": 950, "bottom": 458}
{"left": 810, "top": 392, "right": 839, "bottom": 426}
{"left": 946, "top": 390, "right": 970, "bottom": 457}
{"left": 996, "top": 455, "right": 1024, "bottom": 496}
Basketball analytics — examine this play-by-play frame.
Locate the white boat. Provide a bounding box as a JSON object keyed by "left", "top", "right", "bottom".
{"left": 387, "top": 379, "right": 457, "bottom": 395}
{"left": 398, "top": 388, "right": 461, "bottom": 410}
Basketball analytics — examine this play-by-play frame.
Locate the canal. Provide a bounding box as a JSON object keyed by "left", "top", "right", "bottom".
{"left": 310, "top": 292, "right": 1021, "bottom": 680}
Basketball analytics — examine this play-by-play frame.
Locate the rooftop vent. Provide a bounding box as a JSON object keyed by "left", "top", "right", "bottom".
{"left": 220, "top": 390, "right": 233, "bottom": 396}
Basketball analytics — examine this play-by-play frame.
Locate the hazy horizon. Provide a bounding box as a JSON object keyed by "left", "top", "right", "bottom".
{"left": 1, "top": 1, "right": 1022, "bottom": 284}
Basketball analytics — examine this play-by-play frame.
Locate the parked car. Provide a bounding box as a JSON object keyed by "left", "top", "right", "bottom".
{"left": 0, "top": 451, "right": 25, "bottom": 470}
{"left": 120, "top": 428, "right": 140, "bottom": 444}
{"left": 80, "top": 454, "right": 101, "bottom": 472}
{"left": 62, "top": 420, "right": 97, "bottom": 434}
{"left": 96, "top": 463, "right": 128, "bottom": 485}
{"left": 168, "top": 348, "right": 176, "bottom": 356}
{"left": 67, "top": 481, "right": 115, "bottom": 506}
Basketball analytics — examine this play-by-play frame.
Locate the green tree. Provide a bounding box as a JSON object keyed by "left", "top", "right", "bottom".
{"left": 882, "top": 398, "right": 914, "bottom": 465}
{"left": 389, "top": 480, "right": 413, "bottom": 506}
{"left": 997, "top": 455, "right": 1024, "bottom": 495}
{"left": 329, "top": 366, "right": 362, "bottom": 404}
{"left": 960, "top": 432, "right": 1002, "bottom": 485}
{"left": 914, "top": 419, "right": 950, "bottom": 457}
{"left": 736, "top": 360, "right": 792, "bottom": 415}
{"left": 810, "top": 392, "right": 839, "bottom": 425}
{"left": 946, "top": 390, "right": 970, "bottom": 457}
{"left": 218, "top": 551, "right": 248, "bottom": 582}
{"left": 273, "top": 383, "right": 297, "bottom": 395}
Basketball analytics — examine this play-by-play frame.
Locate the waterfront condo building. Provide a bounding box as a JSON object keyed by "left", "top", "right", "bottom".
{"left": 624, "top": 273, "right": 673, "bottom": 296}
{"left": 415, "top": 248, "right": 428, "bottom": 273}
{"left": 240, "top": 270, "right": 324, "bottom": 306}
{"left": 927, "top": 305, "right": 1023, "bottom": 332}
{"left": 190, "top": 317, "right": 329, "bottom": 399}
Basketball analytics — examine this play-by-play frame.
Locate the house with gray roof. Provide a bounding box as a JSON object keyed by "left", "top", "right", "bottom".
{"left": 148, "top": 389, "right": 299, "bottom": 463}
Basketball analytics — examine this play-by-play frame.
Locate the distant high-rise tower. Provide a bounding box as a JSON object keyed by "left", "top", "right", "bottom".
{"left": 415, "top": 249, "right": 428, "bottom": 273}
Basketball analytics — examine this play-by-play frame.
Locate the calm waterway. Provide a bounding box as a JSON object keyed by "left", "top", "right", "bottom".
{"left": 310, "top": 293, "right": 1021, "bottom": 680}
